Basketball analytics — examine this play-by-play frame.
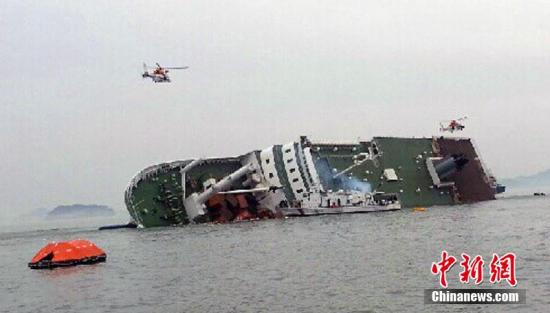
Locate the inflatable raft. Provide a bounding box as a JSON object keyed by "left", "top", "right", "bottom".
{"left": 28, "top": 239, "right": 106, "bottom": 269}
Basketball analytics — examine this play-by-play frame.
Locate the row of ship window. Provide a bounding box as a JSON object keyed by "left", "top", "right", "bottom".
{"left": 268, "top": 167, "right": 297, "bottom": 178}
{"left": 265, "top": 147, "right": 304, "bottom": 196}
{"left": 264, "top": 157, "right": 295, "bottom": 164}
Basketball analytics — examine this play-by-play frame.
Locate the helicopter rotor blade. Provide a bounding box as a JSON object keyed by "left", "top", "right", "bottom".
{"left": 143, "top": 63, "right": 158, "bottom": 69}
{"left": 164, "top": 66, "right": 189, "bottom": 70}
{"left": 156, "top": 62, "right": 161, "bottom": 68}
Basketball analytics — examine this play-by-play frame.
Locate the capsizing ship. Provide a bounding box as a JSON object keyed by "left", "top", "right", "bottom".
{"left": 125, "top": 136, "right": 503, "bottom": 228}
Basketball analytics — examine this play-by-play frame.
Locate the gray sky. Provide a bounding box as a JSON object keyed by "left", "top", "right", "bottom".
{"left": 1, "top": 0, "right": 549, "bottom": 219}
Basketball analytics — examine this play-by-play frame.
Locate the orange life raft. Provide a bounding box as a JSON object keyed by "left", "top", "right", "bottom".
{"left": 28, "top": 239, "right": 106, "bottom": 269}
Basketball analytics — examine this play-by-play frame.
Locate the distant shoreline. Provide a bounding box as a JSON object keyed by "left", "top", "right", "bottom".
{"left": 45, "top": 204, "right": 115, "bottom": 219}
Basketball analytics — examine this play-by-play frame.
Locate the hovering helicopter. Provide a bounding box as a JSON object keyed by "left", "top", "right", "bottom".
{"left": 439, "top": 116, "right": 467, "bottom": 133}
{"left": 142, "top": 63, "right": 188, "bottom": 83}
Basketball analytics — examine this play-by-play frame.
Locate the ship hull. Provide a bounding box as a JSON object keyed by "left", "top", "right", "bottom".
{"left": 281, "top": 204, "right": 401, "bottom": 217}
{"left": 125, "top": 136, "right": 500, "bottom": 228}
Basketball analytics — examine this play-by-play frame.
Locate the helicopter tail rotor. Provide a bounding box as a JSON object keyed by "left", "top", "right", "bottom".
{"left": 142, "top": 63, "right": 149, "bottom": 78}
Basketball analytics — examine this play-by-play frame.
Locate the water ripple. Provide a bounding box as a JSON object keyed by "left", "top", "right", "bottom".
{"left": 0, "top": 196, "right": 548, "bottom": 312}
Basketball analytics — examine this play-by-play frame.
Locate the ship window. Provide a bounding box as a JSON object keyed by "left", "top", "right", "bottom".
{"left": 269, "top": 173, "right": 274, "bottom": 178}
{"left": 296, "top": 189, "right": 303, "bottom": 193}
{"left": 292, "top": 178, "right": 299, "bottom": 182}
{"left": 265, "top": 159, "right": 270, "bottom": 164}
{"left": 287, "top": 158, "right": 293, "bottom": 163}
{"left": 290, "top": 168, "right": 296, "bottom": 173}
{"left": 285, "top": 148, "right": 291, "bottom": 153}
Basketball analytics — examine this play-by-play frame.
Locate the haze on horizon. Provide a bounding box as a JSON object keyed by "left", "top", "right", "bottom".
{"left": 1, "top": 0, "right": 549, "bottom": 220}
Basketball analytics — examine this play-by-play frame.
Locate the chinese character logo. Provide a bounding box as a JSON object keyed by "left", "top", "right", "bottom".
{"left": 489, "top": 253, "right": 517, "bottom": 287}
{"left": 431, "top": 251, "right": 517, "bottom": 288}
{"left": 459, "top": 253, "right": 484, "bottom": 284}
{"left": 431, "top": 250, "right": 457, "bottom": 288}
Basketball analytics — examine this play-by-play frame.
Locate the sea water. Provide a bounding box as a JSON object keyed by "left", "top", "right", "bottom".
{"left": 1, "top": 193, "right": 549, "bottom": 312}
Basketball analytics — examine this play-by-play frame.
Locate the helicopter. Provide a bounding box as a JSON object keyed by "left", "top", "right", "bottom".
{"left": 439, "top": 116, "right": 467, "bottom": 133}
{"left": 142, "top": 63, "right": 188, "bottom": 83}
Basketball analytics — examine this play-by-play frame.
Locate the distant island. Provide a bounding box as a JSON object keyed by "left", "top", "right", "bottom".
{"left": 46, "top": 204, "right": 115, "bottom": 219}
{"left": 501, "top": 169, "right": 550, "bottom": 188}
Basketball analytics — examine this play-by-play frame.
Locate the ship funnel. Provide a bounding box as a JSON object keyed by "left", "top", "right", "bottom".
{"left": 435, "top": 154, "right": 469, "bottom": 180}
{"left": 426, "top": 154, "right": 469, "bottom": 187}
